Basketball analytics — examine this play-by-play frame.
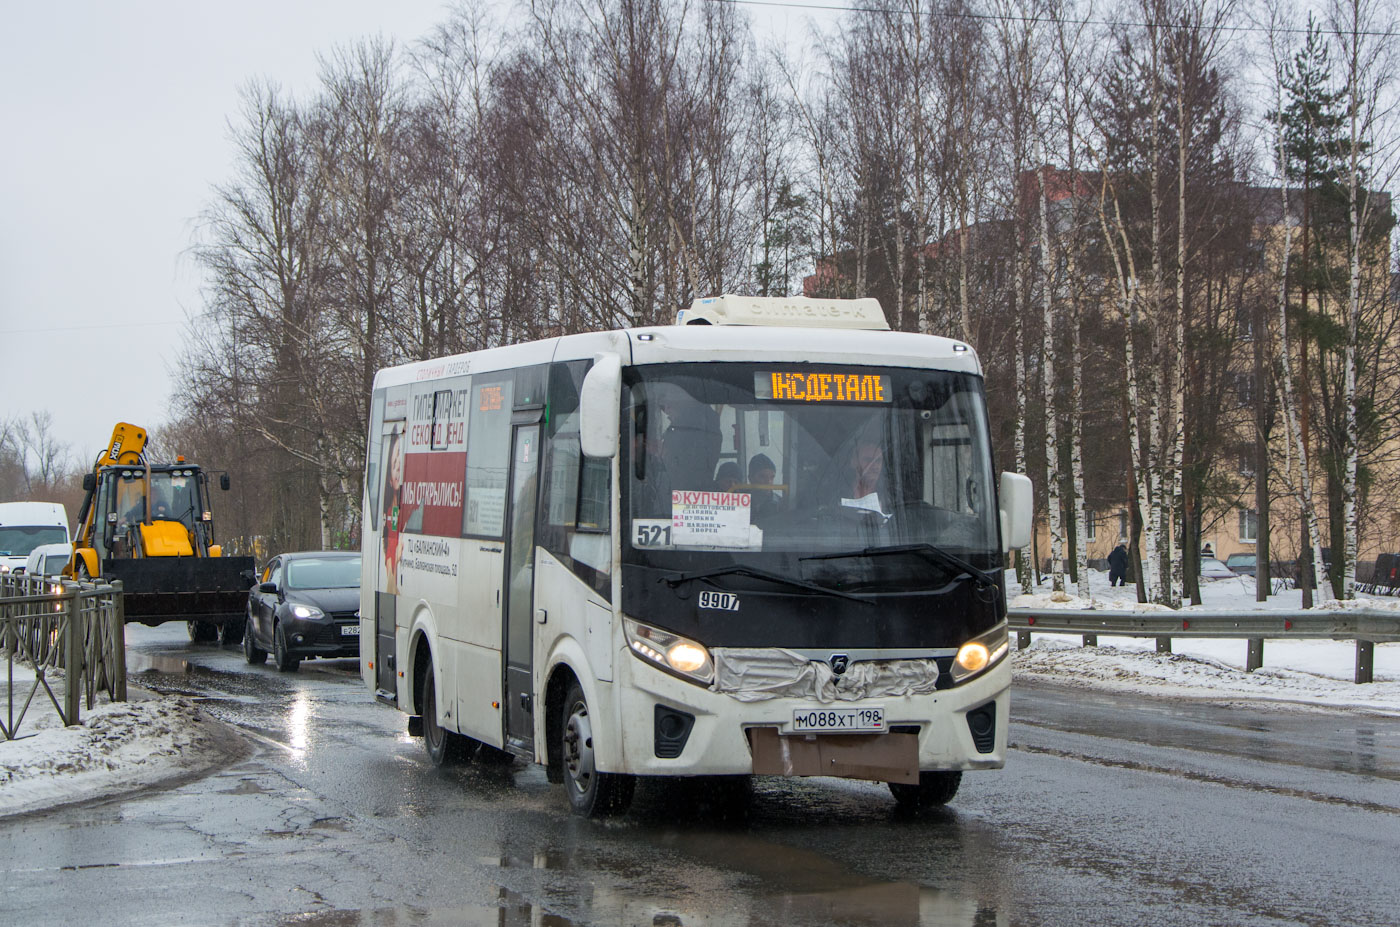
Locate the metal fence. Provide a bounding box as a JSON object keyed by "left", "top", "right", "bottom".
{"left": 1008, "top": 606, "right": 1400, "bottom": 684}
{"left": 1, "top": 573, "right": 127, "bottom": 740}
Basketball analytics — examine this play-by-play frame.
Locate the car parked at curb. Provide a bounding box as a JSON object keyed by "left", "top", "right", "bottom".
{"left": 243, "top": 551, "right": 361, "bottom": 672}
{"left": 1225, "top": 552, "right": 1257, "bottom": 577}
{"left": 1199, "top": 557, "right": 1237, "bottom": 581}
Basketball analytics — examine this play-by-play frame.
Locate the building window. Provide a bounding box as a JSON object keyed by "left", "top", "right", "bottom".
{"left": 1234, "top": 373, "right": 1256, "bottom": 407}
{"left": 1118, "top": 512, "right": 1128, "bottom": 539}
{"left": 1236, "top": 303, "right": 1255, "bottom": 341}
{"left": 1085, "top": 509, "right": 1097, "bottom": 542}
{"left": 1238, "top": 508, "right": 1258, "bottom": 543}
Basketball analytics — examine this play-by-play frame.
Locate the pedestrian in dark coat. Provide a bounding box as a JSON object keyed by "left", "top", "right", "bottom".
{"left": 1108, "top": 540, "right": 1129, "bottom": 587}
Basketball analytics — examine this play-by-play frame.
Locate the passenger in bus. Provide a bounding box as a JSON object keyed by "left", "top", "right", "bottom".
{"left": 714, "top": 461, "right": 742, "bottom": 492}
{"left": 747, "top": 453, "right": 782, "bottom": 520}
{"left": 659, "top": 390, "right": 721, "bottom": 492}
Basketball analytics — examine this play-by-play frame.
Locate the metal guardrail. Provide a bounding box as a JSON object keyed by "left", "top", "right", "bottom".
{"left": 1008, "top": 606, "right": 1400, "bottom": 684}
{"left": 1, "top": 573, "right": 127, "bottom": 739}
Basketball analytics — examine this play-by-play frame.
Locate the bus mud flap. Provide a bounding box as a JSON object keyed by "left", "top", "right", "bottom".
{"left": 747, "top": 728, "right": 919, "bottom": 784}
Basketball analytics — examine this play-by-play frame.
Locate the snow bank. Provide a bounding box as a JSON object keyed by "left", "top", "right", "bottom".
{"left": 0, "top": 689, "right": 230, "bottom": 818}
{"left": 1008, "top": 566, "right": 1400, "bottom": 713}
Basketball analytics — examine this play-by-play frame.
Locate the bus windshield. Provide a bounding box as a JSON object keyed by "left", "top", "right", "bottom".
{"left": 623, "top": 363, "right": 999, "bottom": 591}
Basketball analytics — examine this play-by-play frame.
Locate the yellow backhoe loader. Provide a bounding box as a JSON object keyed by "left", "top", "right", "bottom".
{"left": 65, "top": 423, "right": 256, "bottom": 643}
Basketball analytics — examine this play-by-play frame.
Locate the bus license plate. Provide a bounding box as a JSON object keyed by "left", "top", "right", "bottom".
{"left": 791, "top": 707, "right": 884, "bottom": 733}
{"left": 340, "top": 624, "right": 361, "bottom": 636}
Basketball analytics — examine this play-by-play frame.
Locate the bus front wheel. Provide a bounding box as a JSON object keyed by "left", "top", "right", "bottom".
{"left": 889, "top": 771, "right": 961, "bottom": 809}
{"left": 561, "top": 682, "right": 634, "bottom": 817}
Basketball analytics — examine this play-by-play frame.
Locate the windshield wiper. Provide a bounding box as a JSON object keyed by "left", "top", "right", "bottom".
{"left": 662, "top": 565, "right": 873, "bottom": 605}
{"left": 801, "top": 543, "right": 999, "bottom": 590}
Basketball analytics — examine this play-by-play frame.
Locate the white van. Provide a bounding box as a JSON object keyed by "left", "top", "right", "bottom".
{"left": 0, "top": 502, "right": 70, "bottom": 573}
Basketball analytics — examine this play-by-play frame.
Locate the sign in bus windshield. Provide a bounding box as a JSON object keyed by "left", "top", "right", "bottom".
{"left": 754, "top": 371, "right": 891, "bottom": 403}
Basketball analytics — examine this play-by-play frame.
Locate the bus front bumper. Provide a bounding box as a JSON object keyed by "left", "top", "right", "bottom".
{"left": 609, "top": 653, "right": 1009, "bottom": 781}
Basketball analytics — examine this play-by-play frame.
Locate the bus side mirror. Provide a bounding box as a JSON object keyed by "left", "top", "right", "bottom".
{"left": 579, "top": 353, "right": 622, "bottom": 459}
{"left": 220, "top": 474, "right": 231, "bottom": 491}
{"left": 83, "top": 473, "right": 96, "bottom": 492}
{"left": 999, "top": 472, "right": 1033, "bottom": 551}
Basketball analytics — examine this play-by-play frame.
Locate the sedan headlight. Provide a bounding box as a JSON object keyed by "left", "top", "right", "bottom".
{"left": 950, "top": 622, "right": 1009, "bottom": 684}
{"left": 623, "top": 617, "right": 714, "bottom": 685}
{"left": 291, "top": 604, "right": 325, "bottom": 620}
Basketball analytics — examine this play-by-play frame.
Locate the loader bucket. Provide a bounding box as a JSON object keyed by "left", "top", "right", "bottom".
{"left": 102, "top": 556, "right": 257, "bottom": 627}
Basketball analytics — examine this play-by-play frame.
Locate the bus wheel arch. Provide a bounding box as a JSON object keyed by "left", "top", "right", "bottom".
{"left": 543, "top": 665, "right": 578, "bottom": 785}
{"left": 411, "top": 630, "right": 433, "bottom": 717}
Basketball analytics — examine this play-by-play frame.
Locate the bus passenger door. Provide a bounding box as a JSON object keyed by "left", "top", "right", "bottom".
{"left": 503, "top": 423, "right": 541, "bottom": 751}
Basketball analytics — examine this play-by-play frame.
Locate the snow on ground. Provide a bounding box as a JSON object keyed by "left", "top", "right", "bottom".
{"left": 1009, "top": 567, "right": 1400, "bottom": 714}
{"left": 0, "top": 662, "right": 228, "bottom": 819}
{"left": 1, "top": 568, "right": 1396, "bottom": 818}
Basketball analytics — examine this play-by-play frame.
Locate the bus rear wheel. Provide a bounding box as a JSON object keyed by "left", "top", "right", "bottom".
{"left": 560, "top": 682, "right": 634, "bottom": 817}
{"left": 422, "top": 666, "right": 474, "bottom": 766}
{"left": 889, "top": 771, "right": 962, "bottom": 809}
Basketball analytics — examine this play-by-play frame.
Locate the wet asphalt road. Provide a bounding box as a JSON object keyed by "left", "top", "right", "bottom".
{"left": 1, "top": 625, "right": 1397, "bottom": 927}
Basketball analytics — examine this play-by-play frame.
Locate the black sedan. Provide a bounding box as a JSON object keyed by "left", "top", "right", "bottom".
{"left": 244, "top": 551, "right": 361, "bottom": 672}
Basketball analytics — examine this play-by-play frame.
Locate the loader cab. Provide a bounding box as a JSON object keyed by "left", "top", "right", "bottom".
{"left": 93, "top": 464, "right": 217, "bottom": 559}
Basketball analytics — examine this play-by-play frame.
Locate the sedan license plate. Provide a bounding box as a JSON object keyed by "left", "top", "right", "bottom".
{"left": 340, "top": 624, "right": 361, "bottom": 637}
{"left": 791, "top": 706, "right": 884, "bottom": 733}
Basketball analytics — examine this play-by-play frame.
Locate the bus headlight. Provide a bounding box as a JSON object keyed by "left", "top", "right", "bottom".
{"left": 624, "top": 617, "right": 714, "bottom": 685}
{"left": 950, "top": 623, "right": 1009, "bottom": 684}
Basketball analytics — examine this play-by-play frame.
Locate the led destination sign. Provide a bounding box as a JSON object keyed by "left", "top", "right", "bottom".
{"left": 755, "top": 371, "right": 891, "bottom": 403}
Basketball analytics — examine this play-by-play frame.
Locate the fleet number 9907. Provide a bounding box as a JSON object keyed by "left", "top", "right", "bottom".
{"left": 791, "top": 707, "right": 885, "bottom": 733}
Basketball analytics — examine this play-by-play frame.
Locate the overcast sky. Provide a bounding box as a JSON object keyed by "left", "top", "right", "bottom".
{"left": 0, "top": 1, "right": 454, "bottom": 462}
{"left": 1, "top": 1, "right": 832, "bottom": 465}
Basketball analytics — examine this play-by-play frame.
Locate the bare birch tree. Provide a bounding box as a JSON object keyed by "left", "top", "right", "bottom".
{"left": 1263, "top": 13, "right": 1328, "bottom": 606}
{"left": 990, "top": 0, "right": 1050, "bottom": 590}
{"left": 191, "top": 80, "right": 338, "bottom": 551}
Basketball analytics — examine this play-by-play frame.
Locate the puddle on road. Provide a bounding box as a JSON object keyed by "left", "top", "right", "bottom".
{"left": 218, "top": 778, "right": 272, "bottom": 796}
{"left": 473, "top": 836, "right": 1008, "bottom": 927}
{"left": 128, "top": 652, "right": 191, "bottom": 674}
{"left": 275, "top": 889, "right": 577, "bottom": 926}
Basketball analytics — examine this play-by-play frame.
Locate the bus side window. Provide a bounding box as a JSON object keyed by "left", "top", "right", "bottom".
{"left": 366, "top": 389, "right": 386, "bottom": 517}
{"left": 577, "top": 458, "right": 609, "bottom": 532}
{"left": 463, "top": 376, "right": 513, "bottom": 538}
{"left": 541, "top": 361, "right": 610, "bottom": 596}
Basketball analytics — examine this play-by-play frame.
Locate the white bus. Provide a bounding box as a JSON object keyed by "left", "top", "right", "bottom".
{"left": 360, "top": 295, "right": 1032, "bottom": 816}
